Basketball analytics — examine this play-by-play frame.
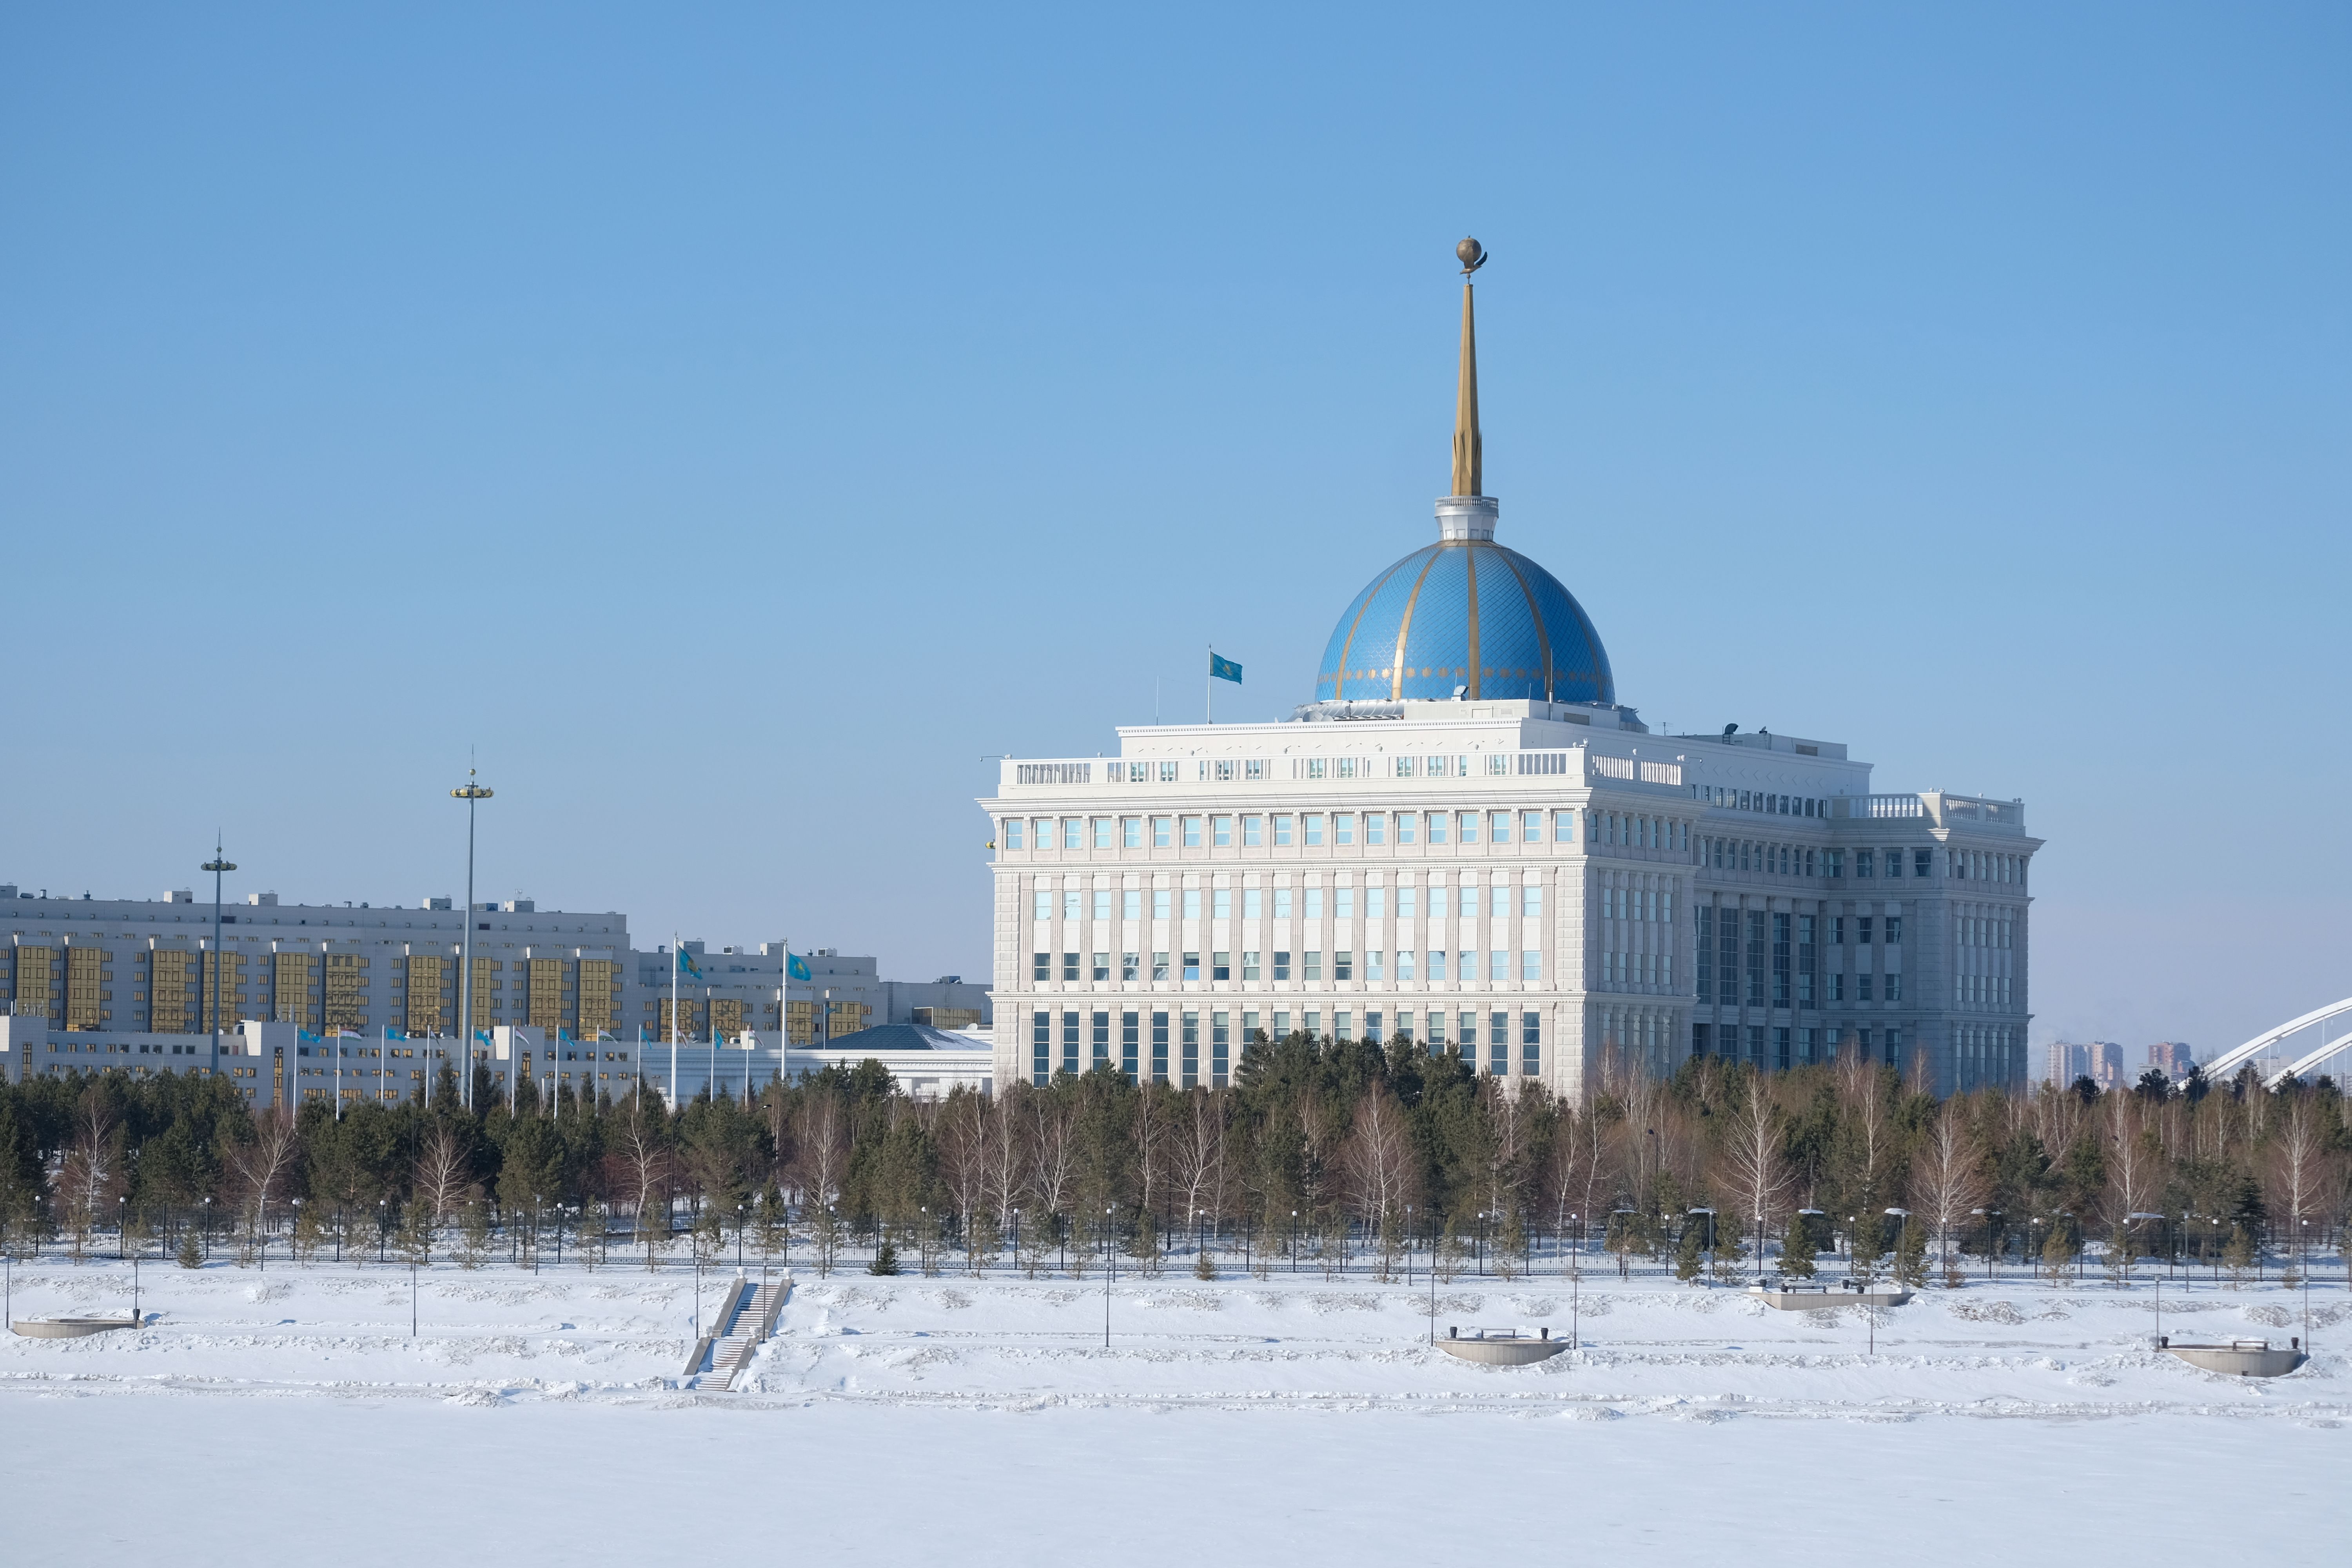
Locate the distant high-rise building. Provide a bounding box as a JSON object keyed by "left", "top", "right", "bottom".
{"left": 2089, "top": 1041, "right": 2126, "bottom": 1091}
{"left": 2045, "top": 1041, "right": 2090, "bottom": 1086}
{"left": 2148, "top": 1041, "right": 2194, "bottom": 1075}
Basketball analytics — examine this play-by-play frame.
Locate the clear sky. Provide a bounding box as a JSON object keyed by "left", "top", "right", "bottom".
{"left": 3, "top": 5, "right": 2346, "bottom": 1060}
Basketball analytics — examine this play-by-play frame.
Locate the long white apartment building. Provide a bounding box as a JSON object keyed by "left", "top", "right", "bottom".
{"left": 978, "top": 248, "right": 2038, "bottom": 1100}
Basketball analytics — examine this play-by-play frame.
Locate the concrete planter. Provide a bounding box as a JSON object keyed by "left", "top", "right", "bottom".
{"left": 11, "top": 1316, "right": 139, "bottom": 1339}
{"left": 1437, "top": 1329, "right": 1568, "bottom": 1366}
{"left": 2158, "top": 1338, "right": 2307, "bottom": 1377}
{"left": 1748, "top": 1283, "right": 1913, "bottom": 1309}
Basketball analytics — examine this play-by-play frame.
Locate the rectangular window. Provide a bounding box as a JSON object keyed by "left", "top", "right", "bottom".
{"left": 1305, "top": 887, "right": 1324, "bottom": 919}
{"left": 1367, "top": 887, "right": 1386, "bottom": 918}
{"left": 1745, "top": 911, "right": 1766, "bottom": 1006}
{"left": 1367, "top": 813, "right": 1387, "bottom": 846}
{"left": 1063, "top": 1011, "right": 1083, "bottom": 1074}
{"left": 1216, "top": 1013, "right": 1235, "bottom": 1084}
{"left": 1915, "top": 849, "right": 1932, "bottom": 879}
{"left": 1273, "top": 951, "right": 1292, "bottom": 981}
{"left": 1424, "top": 1010, "right": 1446, "bottom": 1047}
{"left": 1364, "top": 1010, "right": 1383, "bottom": 1044}
{"left": 1093, "top": 818, "right": 1114, "bottom": 850}
{"left": 1397, "top": 886, "right": 1417, "bottom": 918}
{"left": 1857, "top": 916, "right": 1873, "bottom": 946}
{"left": 1521, "top": 1011, "right": 1541, "bottom": 1075}
{"left": 1719, "top": 913, "right": 1739, "bottom": 1005}
{"left": 1775, "top": 1026, "right": 1792, "bottom": 1071}
{"left": 1092, "top": 890, "right": 1112, "bottom": 921}
{"left": 1123, "top": 817, "right": 1143, "bottom": 849}
{"left": 1858, "top": 973, "right": 1875, "bottom": 1002}
{"left": 1242, "top": 951, "right": 1261, "bottom": 981}
{"left": 1772, "top": 913, "right": 1791, "bottom": 1008}
{"left": 1521, "top": 950, "right": 1541, "bottom": 982}
{"left": 1153, "top": 951, "right": 1170, "bottom": 982}
{"left": 1183, "top": 889, "right": 1201, "bottom": 920}
{"left": 1797, "top": 915, "right": 1816, "bottom": 1009}
{"left": 1883, "top": 845, "right": 1902, "bottom": 878}
{"left": 1091, "top": 1009, "right": 1111, "bottom": 1065}
{"left": 1063, "top": 890, "right": 1083, "bottom": 920}
{"left": 1886, "top": 916, "right": 1902, "bottom": 944}
{"left": 1521, "top": 811, "right": 1542, "bottom": 844}
{"left": 1428, "top": 949, "right": 1446, "bottom": 982}
{"left": 1832, "top": 971, "right": 1846, "bottom": 1003}
{"left": 1212, "top": 815, "right": 1232, "bottom": 848}
{"left": 1123, "top": 889, "right": 1142, "bottom": 920}
{"left": 1152, "top": 817, "right": 1172, "bottom": 849}
{"left": 1034, "top": 889, "right": 1052, "bottom": 920}
{"left": 1335, "top": 813, "right": 1356, "bottom": 846}
{"left": 1213, "top": 888, "right": 1230, "bottom": 919}
{"left": 1243, "top": 815, "right": 1263, "bottom": 848}
{"left": 1553, "top": 810, "right": 1575, "bottom": 843}
{"left": 1426, "top": 812, "right": 1448, "bottom": 846}
{"left": 1885, "top": 972, "right": 1902, "bottom": 1002}
{"left": 1695, "top": 906, "right": 1713, "bottom": 999}
{"left": 1855, "top": 849, "right": 1875, "bottom": 878}
{"left": 1334, "top": 1011, "right": 1352, "bottom": 1042}
{"left": 1274, "top": 814, "right": 1294, "bottom": 846}
{"left": 1304, "top": 814, "right": 1325, "bottom": 847}
{"left": 1270, "top": 887, "right": 1291, "bottom": 920}
{"left": 1459, "top": 950, "right": 1478, "bottom": 983}
{"left": 1396, "top": 949, "right": 1416, "bottom": 981}
{"left": 1182, "top": 951, "right": 1201, "bottom": 982}
{"left": 1122, "top": 951, "right": 1140, "bottom": 982}
{"left": 1491, "top": 885, "right": 1511, "bottom": 920}
{"left": 1060, "top": 819, "right": 1081, "bottom": 850}
{"left": 1334, "top": 951, "right": 1355, "bottom": 982}
{"left": 1212, "top": 951, "right": 1230, "bottom": 981}
{"left": 1152, "top": 888, "right": 1172, "bottom": 920}
{"left": 1092, "top": 952, "right": 1110, "bottom": 982}
{"left": 1033, "top": 952, "right": 1050, "bottom": 982}
{"left": 1489, "top": 1012, "right": 1509, "bottom": 1075}
{"left": 1304, "top": 951, "right": 1323, "bottom": 981}
{"left": 1367, "top": 950, "right": 1384, "bottom": 981}
{"left": 1489, "top": 810, "right": 1512, "bottom": 844}
{"left": 1458, "top": 811, "right": 1479, "bottom": 844}
{"left": 1182, "top": 816, "right": 1203, "bottom": 848}
{"left": 1240, "top": 887, "right": 1259, "bottom": 919}
{"left": 1062, "top": 952, "right": 1080, "bottom": 982}
{"left": 1172, "top": 1011, "right": 1191, "bottom": 1087}
{"left": 1429, "top": 885, "right": 1448, "bottom": 919}
{"left": 1335, "top": 887, "right": 1354, "bottom": 919}
{"left": 1031, "top": 1011, "right": 1051, "bottom": 1085}
{"left": 1397, "top": 812, "right": 1417, "bottom": 844}
{"left": 1006, "top": 820, "right": 1025, "bottom": 850}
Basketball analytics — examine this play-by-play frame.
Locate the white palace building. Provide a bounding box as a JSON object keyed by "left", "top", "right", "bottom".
{"left": 979, "top": 243, "right": 2038, "bottom": 1101}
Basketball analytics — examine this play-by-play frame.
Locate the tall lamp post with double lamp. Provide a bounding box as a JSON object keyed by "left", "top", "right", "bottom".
{"left": 450, "top": 771, "right": 493, "bottom": 1111}
{"left": 201, "top": 840, "right": 236, "bottom": 1065}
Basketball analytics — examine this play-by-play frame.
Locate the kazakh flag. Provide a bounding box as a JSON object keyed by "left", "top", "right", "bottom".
{"left": 1210, "top": 651, "right": 1243, "bottom": 684}
{"left": 675, "top": 947, "right": 703, "bottom": 982}
{"left": 786, "top": 951, "right": 812, "bottom": 982}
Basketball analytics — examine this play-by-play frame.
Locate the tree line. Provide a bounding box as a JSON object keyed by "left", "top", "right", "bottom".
{"left": 2, "top": 1041, "right": 2346, "bottom": 1282}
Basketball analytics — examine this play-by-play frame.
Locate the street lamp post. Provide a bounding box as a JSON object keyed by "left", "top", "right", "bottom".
{"left": 450, "top": 770, "right": 493, "bottom": 1110}
{"left": 201, "top": 840, "right": 237, "bottom": 1063}
{"left": 1104, "top": 1205, "right": 1115, "bottom": 1347}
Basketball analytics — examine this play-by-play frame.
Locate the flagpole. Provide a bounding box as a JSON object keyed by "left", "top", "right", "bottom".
{"left": 669, "top": 932, "right": 680, "bottom": 1113}
{"left": 1206, "top": 645, "right": 1212, "bottom": 724}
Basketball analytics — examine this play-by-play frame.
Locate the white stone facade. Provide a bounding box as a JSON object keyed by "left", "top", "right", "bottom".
{"left": 979, "top": 699, "right": 2037, "bottom": 1099}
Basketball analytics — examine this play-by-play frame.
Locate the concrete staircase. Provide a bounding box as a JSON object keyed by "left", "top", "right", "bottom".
{"left": 688, "top": 1271, "right": 792, "bottom": 1391}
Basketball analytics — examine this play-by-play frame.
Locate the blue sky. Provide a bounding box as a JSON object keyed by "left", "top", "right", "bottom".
{"left": 3, "top": 4, "right": 2346, "bottom": 1059}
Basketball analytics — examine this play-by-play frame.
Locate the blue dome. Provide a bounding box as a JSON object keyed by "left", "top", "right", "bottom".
{"left": 1315, "top": 539, "right": 1613, "bottom": 705}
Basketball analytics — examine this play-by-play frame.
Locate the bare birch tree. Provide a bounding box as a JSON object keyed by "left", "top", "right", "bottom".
{"left": 1912, "top": 1100, "right": 1989, "bottom": 1281}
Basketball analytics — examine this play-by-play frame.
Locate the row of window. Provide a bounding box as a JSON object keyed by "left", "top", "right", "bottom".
{"left": 1030, "top": 950, "right": 1546, "bottom": 984}
{"left": 1005, "top": 811, "right": 1692, "bottom": 853}
{"left": 1694, "top": 910, "right": 1905, "bottom": 1011}
{"left": 1028, "top": 1006, "right": 1543, "bottom": 1086}
{"left": 1693, "top": 1022, "right": 1909, "bottom": 1069}
{"left": 1696, "top": 787, "right": 1835, "bottom": 817}
{"left": 1033, "top": 883, "right": 1545, "bottom": 922}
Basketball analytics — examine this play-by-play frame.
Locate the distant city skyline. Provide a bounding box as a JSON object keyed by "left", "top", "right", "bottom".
{"left": 2, "top": 7, "right": 2346, "bottom": 1058}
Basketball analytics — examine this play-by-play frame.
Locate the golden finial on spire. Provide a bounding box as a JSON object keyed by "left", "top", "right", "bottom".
{"left": 1451, "top": 237, "right": 1487, "bottom": 497}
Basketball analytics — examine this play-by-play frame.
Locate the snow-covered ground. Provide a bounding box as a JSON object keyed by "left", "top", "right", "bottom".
{"left": 7, "top": 1253, "right": 2345, "bottom": 1563}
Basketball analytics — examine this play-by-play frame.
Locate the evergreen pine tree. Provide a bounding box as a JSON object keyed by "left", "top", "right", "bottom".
{"left": 1437, "top": 1218, "right": 1466, "bottom": 1283}
{"left": 1849, "top": 1212, "right": 1885, "bottom": 1285}
{"left": 1193, "top": 1244, "right": 1216, "bottom": 1281}
{"left": 2040, "top": 1219, "right": 2075, "bottom": 1281}
{"left": 176, "top": 1229, "right": 204, "bottom": 1270}
{"left": 2222, "top": 1223, "right": 2256, "bottom": 1285}
{"left": 867, "top": 1238, "right": 900, "bottom": 1276}
{"left": 1496, "top": 1211, "right": 1529, "bottom": 1283}
{"left": 1675, "top": 1220, "right": 1704, "bottom": 1282}
{"left": 1894, "top": 1217, "right": 1928, "bottom": 1289}
{"left": 458, "top": 1199, "right": 491, "bottom": 1270}
{"left": 1778, "top": 1213, "right": 1815, "bottom": 1279}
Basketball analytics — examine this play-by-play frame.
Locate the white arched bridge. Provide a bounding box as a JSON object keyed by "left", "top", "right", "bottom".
{"left": 2192, "top": 996, "right": 2352, "bottom": 1089}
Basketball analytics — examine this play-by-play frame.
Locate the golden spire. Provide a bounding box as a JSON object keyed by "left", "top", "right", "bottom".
{"left": 1451, "top": 236, "right": 1488, "bottom": 497}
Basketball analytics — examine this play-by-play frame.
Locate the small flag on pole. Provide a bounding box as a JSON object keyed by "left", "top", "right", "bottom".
{"left": 675, "top": 948, "right": 704, "bottom": 982}
{"left": 1209, "top": 652, "right": 1243, "bottom": 684}
{"left": 787, "top": 951, "right": 813, "bottom": 982}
